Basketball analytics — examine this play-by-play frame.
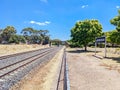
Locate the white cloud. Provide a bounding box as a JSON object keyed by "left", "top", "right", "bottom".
{"left": 30, "top": 21, "right": 51, "bottom": 26}
{"left": 81, "top": 5, "right": 88, "bottom": 8}
{"left": 116, "top": 6, "right": 120, "bottom": 9}
{"left": 45, "top": 21, "right": 50, "bottom": 24}
{"left": 40, "top": 0, "right": 48, "bottom": 3}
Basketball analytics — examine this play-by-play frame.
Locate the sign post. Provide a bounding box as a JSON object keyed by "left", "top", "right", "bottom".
{"left": 105, "top": 36, "right": 107, "bottom": 57}
{"left": 95, "top": 36, "right": 107, "bottom": 57}
{"left": 95, "top": 42, "right": 96, "bottom": 55}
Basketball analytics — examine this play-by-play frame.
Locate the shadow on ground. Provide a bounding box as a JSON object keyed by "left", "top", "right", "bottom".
{"left": 105, "top": 57, "right": 120, "bottom": 63}
{"left": 67, "top": 49, "right": 100, "bottom": 54}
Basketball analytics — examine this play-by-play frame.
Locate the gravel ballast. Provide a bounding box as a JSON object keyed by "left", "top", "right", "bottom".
{"left": 10, "top": 47, "right": 64, "bottom": 90}
{"left": 0, "top": 47, "right": 62, "bottom": 90}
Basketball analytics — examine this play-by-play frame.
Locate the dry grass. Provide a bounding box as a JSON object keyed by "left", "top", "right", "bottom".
{"left": 67, "top": 47, "right": 120, "bottom": 73}
{"left": 99, "top": 55, "right": 120, "bottom": 72}
{"left": 0, "top": 44, "right": 49, "bottom": 56}
{"left": 87, "top": 47, "right": 120, "bottom": 72}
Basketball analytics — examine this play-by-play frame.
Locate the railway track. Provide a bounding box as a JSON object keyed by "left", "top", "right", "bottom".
{"left": 0, "top": 46, "right": 62, "bottom": 90}
{"left": 0, "top": 47, "right": 51, "bottom": 60}
{"left": 0, "top": 47, "right": 54, "bottom": 69}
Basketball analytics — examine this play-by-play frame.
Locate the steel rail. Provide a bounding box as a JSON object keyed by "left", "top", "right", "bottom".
{"left": 0, "top": 48, "right": 56, "bottom": 78}
{"left": 0, "top": 48, "right": 54, "bottom": 70}
{"left": 0, "top": 47, "right": 52, "bottom": 60}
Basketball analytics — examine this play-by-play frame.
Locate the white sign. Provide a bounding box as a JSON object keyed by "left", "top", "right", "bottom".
{"left": 95, "top": 36, "right": 107, "bottom": 57}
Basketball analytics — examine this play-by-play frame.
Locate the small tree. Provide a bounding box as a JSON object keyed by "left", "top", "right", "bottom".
{"left": 18, "top": 35, "right": 26, "bottom": 43}
{"left": 9, "top": 35, "right": 19, "bottom": 44}
{"left": 51, "top": 39, "right": 61, "bottom": 45}
{"left": 9, "top": 35, "right": 26, "bottom": 44}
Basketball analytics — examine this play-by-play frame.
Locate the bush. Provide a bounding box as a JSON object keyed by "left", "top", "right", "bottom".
{"left": 9, "top": 35, "right": 26, "bottom": 44}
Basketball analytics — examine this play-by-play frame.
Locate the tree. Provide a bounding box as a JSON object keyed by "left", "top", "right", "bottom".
{"left": 2, "top": 26, "right": 16, "bottom": 42}
{"left": 18, "top": 35, "right": 26, "bottom": 43}
{"left": 21, "top": 27, "right": 50, "bottom": 44}
{"left": 38, "top": 30, "right": 49, "bottom": 45}
{"left": 0, "top": 29, "right": 3, "bottom": 43}
{"left": 70, "top": 19, "right": 103, "bottom": 51}
{"left": 110, "top": 10, "right": 120, "bottom": 44}
{"left": 51, "top": 39, "right": 61, "bottom": 46}
{"left": 110, "top": 10, "right": 120, "bottom": 32}
{"left": 21, "top": 27, "right": 34, "bottom": 43}
{"left": 9, "top": 35, "right": 19, "bottom": 44}
{"left": 107, "top": 30, "right": 120, "bottom": 46}
{"left": 9, "top": 35, "right": 26, "bottom": 44}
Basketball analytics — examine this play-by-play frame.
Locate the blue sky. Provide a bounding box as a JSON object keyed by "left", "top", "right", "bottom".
{"left": 0, "top": 0, "right": 120, "bottom": 40}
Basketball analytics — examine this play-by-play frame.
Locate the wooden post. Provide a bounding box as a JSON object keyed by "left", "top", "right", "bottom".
{"left": 105, "top": 36, "right": 107, "bottom": 57}
{"left": 95, "top": 42, "right": 96, "bottom": 55}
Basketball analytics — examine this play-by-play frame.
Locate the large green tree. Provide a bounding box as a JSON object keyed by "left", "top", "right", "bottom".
{"left": 71, "top": 19, "right": 102, "bottom": 51}
{"left": 110, "top": 10, "right": 120, "bottom": 45}
{"left": 106, "top": 30, "right": 120, "bottom": 46}
{"left": 110, "top": 10, "right": 120, "bottom": 32}
{"left": 39, "top": 30, "right": 49, "bottom": 45}
{"left": 21, "top": 27, "right": 49, "bottom": 44}
{"left": 21, "top": 27, "right": 34, "bottom": 43}
{"left": 2, "top": 26, "right": 16, "bottom": 42}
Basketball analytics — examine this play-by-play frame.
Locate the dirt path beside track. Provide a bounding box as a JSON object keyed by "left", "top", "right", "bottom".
{"left": 67, "top": 48, "right": 120, "bottom": 90}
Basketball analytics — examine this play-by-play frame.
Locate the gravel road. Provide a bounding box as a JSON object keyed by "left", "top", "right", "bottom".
{"left": 67, "top": 49, "right": 120, "bottom": 90}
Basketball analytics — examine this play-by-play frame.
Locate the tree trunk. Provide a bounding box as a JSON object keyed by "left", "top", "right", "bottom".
{"left": 112, "top": 43, "right": 114, "bottom": 47}
{"left": 40, "top": 40, "right": 43, "bottom": 45}
{"left": 84, "top": 45, "right": 87, "bottom": 51}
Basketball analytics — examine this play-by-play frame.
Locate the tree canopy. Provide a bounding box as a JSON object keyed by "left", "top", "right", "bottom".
{"left": 2, "top": 26, "right": 16, "bottom": 41}
{"left": 0, "top": 26, "right": 50, "bottom": 44}
{"left": 70, "top": 19, "right": 103, "bottom": 51}
{"left": 110, "top": 10, "right": 120, "bottom": 32}
{"left": 21, "top": 27, "right": 49, "bottom": 44}
{"left": 107, "top": 30, "right": 120, "bottom": 45}
{"left": 109, "top": 10, "right": 120, "bottom": 45}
